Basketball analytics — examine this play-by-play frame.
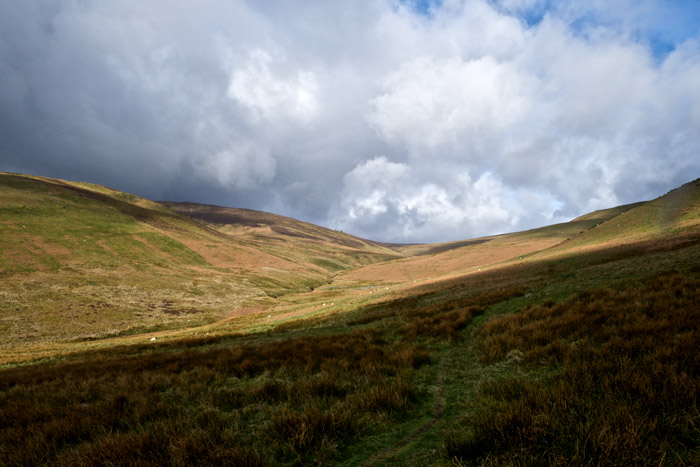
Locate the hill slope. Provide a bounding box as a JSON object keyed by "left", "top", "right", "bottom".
{"left": 0, "top": 172, "right": 400, "bottom": 352}
{"left": 333, "top": 201, "right": 644, "bottom": 286}
{"left": 3, "top": 172, "right": 698, "bottom": 357}
{"left": 2, "top": 175, "right": 700, "bottom": 465}
{"left": 331, "top": 179, "right": 700, "bottom": 289}
{"left": 161, "top": 201, "right": 401, "bottom": 271}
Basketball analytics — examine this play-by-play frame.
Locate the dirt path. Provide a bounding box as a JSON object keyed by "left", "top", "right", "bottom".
{"left": 360, "top": 350, "right": 451, "bottom": 466}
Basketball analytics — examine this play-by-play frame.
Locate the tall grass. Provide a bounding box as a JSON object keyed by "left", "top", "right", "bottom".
{"left": 349, "top": 285, "right": 526, "bottom": 341}
{"left": 446, "top": 269, "right": 700, "bottom": 465}
{"left": 0, "top": 329, "right": 429, "bottom": 465}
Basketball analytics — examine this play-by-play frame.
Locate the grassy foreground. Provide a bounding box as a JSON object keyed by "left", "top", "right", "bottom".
{"left": 1, "top": 175, "right": 699, "bottom": 465}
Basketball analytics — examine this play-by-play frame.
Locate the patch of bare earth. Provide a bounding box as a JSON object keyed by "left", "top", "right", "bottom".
{"left": 30, "top": 235, "right": 73, "bottom": 260}
{"left": 96, "top": 239, "right": 120, "bottom": 258}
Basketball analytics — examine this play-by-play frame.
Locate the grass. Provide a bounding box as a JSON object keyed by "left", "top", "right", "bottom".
{"left": 2, "top": 237, "right": 700, "bottom": 464}
{"left": 0, "top": 329, "right": 430, "bottom": 465}
{"left": 1, "top": 173, "right": 700, "bottom": 464}
{"left": 447, "top": 268, "right": 700, "bottom": 465}
{"left": 0, "top": 172, "right": 403, "bottom": 351}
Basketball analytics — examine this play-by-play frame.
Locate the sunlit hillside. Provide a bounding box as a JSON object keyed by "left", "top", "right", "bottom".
{"left": 0, "top": 172, "right": 401, "bottom": 359}
{"left": 1, "top": 173, "right": 699, "bottom": 465}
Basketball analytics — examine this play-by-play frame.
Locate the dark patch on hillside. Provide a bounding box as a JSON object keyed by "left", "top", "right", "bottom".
{"left": 270, "top": 225, "right": 324, "bottom": 242}
{"left": 162, "top": 201, "right": 381, "bottom": 250}
{"left": 416, "top": 239, "right": 492, "bottom": 256}
{"left": 162, "top": 203, "right": 268, "bottom": 227}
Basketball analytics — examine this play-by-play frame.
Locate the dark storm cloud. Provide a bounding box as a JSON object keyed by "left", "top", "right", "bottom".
{"left": 1, "top": 0, "right": 699, "bottom": 242}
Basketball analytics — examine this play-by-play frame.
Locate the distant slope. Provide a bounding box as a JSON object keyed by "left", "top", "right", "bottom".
{"left": 161, "top": 201, "right": 402, "bottom": 271}
{"left": 342, "top": 179, "right": 700, "bottom": 287}
{"left": 0, "top": 172, "right": 400, "bottom": 350}
{"left": 334, "top": 202, "right": 645, "bottom": 285}
{"left": 391, "top": 203, "right": 643, "bottom": 257}
{"left": 162, "top": 202, "right": 381, "bottom": 249}
{"left": 3, "top": 170, "right": 698, "bottom": 360}
{"left": 536, "top": 178, "right": 700, "bottom": 259}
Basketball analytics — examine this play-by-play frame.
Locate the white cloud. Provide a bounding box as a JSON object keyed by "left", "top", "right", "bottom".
{"left": 227, "top": 49, "right": 319, "bottom": 123}
{"left": 341, "top": 156, "right": 410, "bottom": 218}
{"left": 367, "top": 55, "right": 533, "bottom": 154}
{"left": 336, "top": 157, "right": 517, "bottom": 242}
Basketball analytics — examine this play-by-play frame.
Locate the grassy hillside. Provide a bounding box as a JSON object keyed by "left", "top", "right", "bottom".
{"left": 1, "top": 174, "right": 699, "bottom": 465}
{"left": 0, "top": 172, "right": 400, "bottom": 358}
{"left": 162, "top": 201, "right": 402, "bottom": 272}
{"left": 332, "top": 202, "right": 642, "bottom": 288}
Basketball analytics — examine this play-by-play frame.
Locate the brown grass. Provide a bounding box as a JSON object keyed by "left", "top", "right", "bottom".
{"left": 447, "top": 269, "right": 700, "bottom": 465}
{"left": 0, "top": 329, "right": 430, "bottom": 465}
{"left": 345, "top": 283, "right": 526, "bottom": 341}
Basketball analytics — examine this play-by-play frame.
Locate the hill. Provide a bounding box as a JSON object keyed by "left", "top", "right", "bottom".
{"left": 162, "top": 201, "right": 389, "bottom": 250}
{"left": 1, "top": 173, "right": 699, "bottom": 465}
{"left": 331, "top": 202, "right": 642, "bottom": 286}
{"left": 0, "top": 172, "right": 400, "bottom": 357}
{"left": 161, "top": 201, "right": 401, "bottom": 272}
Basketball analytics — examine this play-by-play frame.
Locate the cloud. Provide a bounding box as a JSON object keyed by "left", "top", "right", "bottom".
{"left": 367, "top": 55, "right": 533, "bottom": 154}
{"left": 336, "top": 156, "right": 521, "bottom": 242}
{"left": 227, "top": 49, "right": 319, "bottom": 123}
{"left": 1, "top": 0, "right": 699, "bottom": 242}
{"left": 194, "top": 142, "right": 276, "bottom": 190}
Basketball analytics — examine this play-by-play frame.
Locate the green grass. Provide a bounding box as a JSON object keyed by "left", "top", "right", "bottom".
{"left": 446, "top": 269, "right": 700, "bottom": 465}
{"left": 0, "top": 173, "right": 405, "bottom": 349}
{"left": 1, "top": 173, "right": 700, "bottom": 464}
{"left": 2, "top": 234, "right": 700, "bottom": 464}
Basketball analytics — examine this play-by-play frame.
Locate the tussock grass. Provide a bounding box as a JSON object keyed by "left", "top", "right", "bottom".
{"left": 447, "top": 269, "right": 700, "bottom": 465}
{"left": 346, "top": 285, "right": 526, "bottom": 341}
{"left": 401, "top": 305, "right": 486, "bottom": 341}
{"left": 0, "top": 329, "right": 430, "bottom": 465}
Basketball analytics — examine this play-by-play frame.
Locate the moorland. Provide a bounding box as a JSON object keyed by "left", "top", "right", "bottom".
{"left": 1, "top": 171, "right": 699, "bottom": 465}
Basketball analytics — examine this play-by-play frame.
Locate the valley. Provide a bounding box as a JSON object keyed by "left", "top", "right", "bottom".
{"left": 1, "top": 172, "right": 699, "bottom": 465}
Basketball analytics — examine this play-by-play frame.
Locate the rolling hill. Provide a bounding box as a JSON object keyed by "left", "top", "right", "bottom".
{"left": 0, "top": 172, "right": 400, "bottom": 356}
{"left": 1, "top": 172, "right": 699, "bottom": 465}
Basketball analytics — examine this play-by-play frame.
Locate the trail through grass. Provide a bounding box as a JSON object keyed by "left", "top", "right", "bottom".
{"left": 2, "top": 174, "right": 700, "bottom": 465}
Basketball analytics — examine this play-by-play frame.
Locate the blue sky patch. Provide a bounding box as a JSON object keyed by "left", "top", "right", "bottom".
{"left": 399, "top": 0, "right": 443, "bottom": 16}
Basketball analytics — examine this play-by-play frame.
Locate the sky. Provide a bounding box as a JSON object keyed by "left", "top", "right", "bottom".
{"left": 1, "top": 0, "right": 699, "bottom": 243}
